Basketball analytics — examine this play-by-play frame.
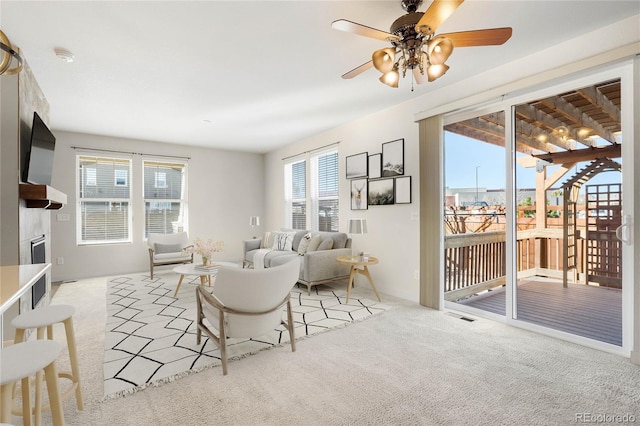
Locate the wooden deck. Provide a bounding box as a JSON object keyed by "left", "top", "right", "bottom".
{"left": 455, "top": 278, "right": 622, "bottom": 346}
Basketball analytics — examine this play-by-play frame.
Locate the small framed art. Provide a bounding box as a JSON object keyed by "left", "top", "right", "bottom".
{"left": 368, "top": 178, "right": 394, "bottom": 205}
{"left": 368, "top": 153, "right": 381, "bottom": 179}
{"left": 346, "top": 152, "right": 368, "bottom": 179}
{"left": 395, "top": 176, "right": 411, "bottom": 204}
{"left": 350, "top": 178, "right": 368, "bottom": 210}
{"left": 382, "top": 139, "right": 404, "bottom": 177}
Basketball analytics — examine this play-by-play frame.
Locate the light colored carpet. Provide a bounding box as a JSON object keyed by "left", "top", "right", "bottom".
{"left": 103, "top": 271, "right": 389, "bottom": 398}
{"left": 17, "top": 273, "right": 640, "bottom": 425}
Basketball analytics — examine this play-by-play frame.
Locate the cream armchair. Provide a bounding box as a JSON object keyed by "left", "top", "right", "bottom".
{"left": 196, "top": 258, "right": 300, "bottom": 375}
{"left": 147, "top": 232, "right": 193, "bottom": 279}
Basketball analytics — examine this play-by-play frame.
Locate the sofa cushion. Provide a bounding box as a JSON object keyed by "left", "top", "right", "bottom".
{"left": 155, "top": 242, "right": 183, "bottom": 254}
{"left": 291, "top": 230, "right": 308, "bottom": 252}
{"left": 271, "top": 231, "right": 296, "bottom": 251}
{"left": 297, "top": 233, "right": 313, "bottom": 255}
{"left": 317, "top": 238, "right": 334, "bottom": 251}
{"left": 261, "top": 231, "right": 274, "bottom": 249}
{"left": 306, "top": 234, "right": 323, "bottom": 252}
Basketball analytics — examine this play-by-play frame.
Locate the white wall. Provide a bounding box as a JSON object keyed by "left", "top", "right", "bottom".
{"left": 264, "top": 14, "right": 640, "bottom": 304}
{"left": 50, "top": 131, "right": 264, "bottom": 281}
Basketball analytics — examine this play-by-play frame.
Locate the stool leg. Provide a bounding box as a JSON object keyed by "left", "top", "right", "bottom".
{"left": 63, "top": 317, "right": 84, "bottom": 410}
{"left": 21, "top": 377, "right": 32, "bottom": 426}
{"left": 34, "top": 327, "right": 46, "bottom": 426}
{"left": 43, "top": 361, "right": 64, "bottom": 426}
{"left": 1, "top": 382, "right": 15, "bottom": 424}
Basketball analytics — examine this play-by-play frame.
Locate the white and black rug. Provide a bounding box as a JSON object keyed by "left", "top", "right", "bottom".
{"left": 103, "top": 272, "right": 389, "bottom": 399}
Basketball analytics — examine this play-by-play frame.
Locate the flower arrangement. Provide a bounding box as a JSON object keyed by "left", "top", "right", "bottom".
{"left": 184, "top": 237, "right": 224, "bottom": 265}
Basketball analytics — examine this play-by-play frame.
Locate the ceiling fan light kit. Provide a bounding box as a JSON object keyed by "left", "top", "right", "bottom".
{"left": 332, "top": 0, "right": 512, "bottom": 89}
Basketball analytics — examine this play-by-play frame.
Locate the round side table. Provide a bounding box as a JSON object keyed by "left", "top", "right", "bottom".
{"left": 336, "top": 255, "right": 381, "bottom": 303}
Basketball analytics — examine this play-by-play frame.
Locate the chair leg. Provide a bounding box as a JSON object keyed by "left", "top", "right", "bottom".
{"left": 286, "top": 299, "right": 296, "bottom": 352}
{"left": 195, "top": 290, "right": 203, "bottom": 345}
{"left": 219, "top": 311, "right": 228, "bottom": 376}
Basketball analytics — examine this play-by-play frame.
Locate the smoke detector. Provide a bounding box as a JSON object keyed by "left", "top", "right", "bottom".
{"left": 54, "top": 48, "right": 75, "bottom": 63}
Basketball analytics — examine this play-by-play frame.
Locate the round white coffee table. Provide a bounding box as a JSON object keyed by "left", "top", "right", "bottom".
{"left": 172, "top": 261, "right": 239, "bottom": 297}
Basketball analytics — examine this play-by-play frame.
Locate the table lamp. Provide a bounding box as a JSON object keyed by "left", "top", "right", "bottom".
{"left": 249, "top": 216, "right": 260, "bottom": 239}
{"left": 348, "top": 218, "right": 367, "bottom": 258}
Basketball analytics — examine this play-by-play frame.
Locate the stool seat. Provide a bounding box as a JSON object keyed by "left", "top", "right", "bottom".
{"left": 0, "top": 340, "right": 65, "bottom": 425}
{"left": 11, "top": 305, "right": 75, "bottom": 329}
{"left": 0, "top": 341, "right": 62, "bottom": 385}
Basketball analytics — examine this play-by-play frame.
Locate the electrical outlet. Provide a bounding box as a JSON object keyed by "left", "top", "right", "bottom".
{"left": 414, "top": 269, "right": 419, "bottom": 280}
{"left": 57, "top": 257, "right": 64, "bottom": 265}
{"left": 57, "top": 213, "right": 70, "bottom": 222}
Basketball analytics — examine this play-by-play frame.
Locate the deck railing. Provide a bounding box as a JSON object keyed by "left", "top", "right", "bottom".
{"left": 444, "top": 228, "right": 587, "bottom": 301}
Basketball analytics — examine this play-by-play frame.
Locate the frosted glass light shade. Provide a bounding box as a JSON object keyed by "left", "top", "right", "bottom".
{"left": 348, "top": 219, "right": 367, "bottom": 234}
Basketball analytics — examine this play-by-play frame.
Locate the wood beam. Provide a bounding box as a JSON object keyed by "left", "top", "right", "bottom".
{"left": 538, "top": 95, "right": 617, "bottom": 144}
{"left": 576, "top": 86, "right": 621, "bottom": 124}
{"left": 544, "top": 163, "right": 576, "bottom": 190}
{"left": 533, "top": 144, "right": 621, "bottom": 164}
{"left": 516, "top": 120, "right": 575, "bottom": 151}
{"left": 515, "top": 104, "right": 596, "bottom": 147}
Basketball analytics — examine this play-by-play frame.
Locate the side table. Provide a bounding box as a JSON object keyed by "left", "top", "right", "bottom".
{"left": 336, "top": 255, "right": 381, "bottom": 304}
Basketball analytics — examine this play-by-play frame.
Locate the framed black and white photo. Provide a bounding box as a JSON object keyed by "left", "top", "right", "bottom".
{"left": 382, "top": 139, "right": 404, "bottom": 177}
{"left": 368, "top": 178, "right": 394, "bottom": 206}
{"left": 346, "top": 152, "right": 368, "bottom": 179}
{"left": 350, "top": 179, "right": 368, "bottom": 210}
{"left": 368, "top": 153, "right": 382, "bottom": 179}
{"left": 395, "top": 176, "right": 411, "bottom": 204}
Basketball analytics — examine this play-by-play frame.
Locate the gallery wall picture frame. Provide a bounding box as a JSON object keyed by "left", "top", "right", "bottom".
{"left": 368, "top": 153, "right": 382, "bottom": 179}
{"left": 395, "top": 176, "right": 411, "bottom": 204}
{"left": 346, "top": 152, "right": 368, "bottom": 179}
{"left": 368, "top": 178, "right": 395, "bottom": 206}
{"left": 382, "top": 139, "right": 404, "bottom": 177}
{"left": 350, "top": 178, "right": 368, "bottom": 210}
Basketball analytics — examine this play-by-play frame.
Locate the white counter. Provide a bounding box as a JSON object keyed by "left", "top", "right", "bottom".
{"left": 0, "top": 263, "right": 51, "bottom": 315}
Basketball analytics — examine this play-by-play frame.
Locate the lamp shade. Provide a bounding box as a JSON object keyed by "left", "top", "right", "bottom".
{"left": 249, "top": 216, "right": 260, "bottom": 226}
{"left": 372, "top": 48, "right": 396, "bottom": 73}
{"left": 348, "top": 218, "right": 367, "bottom": 234}
{"left": 427, "top": 37, "right": 454, "bottom": 65}
{"left": 379, "top": 68, "right": 399, "bottom": 88}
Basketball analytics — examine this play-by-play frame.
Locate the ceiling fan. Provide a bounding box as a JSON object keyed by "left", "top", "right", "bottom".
{"left": 332, "top": 0, "right": 512, "bottom": 88}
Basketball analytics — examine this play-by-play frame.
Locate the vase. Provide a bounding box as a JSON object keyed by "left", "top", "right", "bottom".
{"left": 202, "top": 256, "right": 209, "bottom": 266}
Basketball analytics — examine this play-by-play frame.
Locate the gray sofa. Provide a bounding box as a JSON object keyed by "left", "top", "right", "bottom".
{"left": 243, "top": 230, "right": 352, "bottom": 294}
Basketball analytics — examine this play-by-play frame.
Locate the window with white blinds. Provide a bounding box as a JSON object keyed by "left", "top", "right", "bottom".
{"left": 284, "top": 147, "right": 339, "bottom": 232}
{"left": 77, "top": 155, "right": 132, "bottom": 244}
{"left": 143, "top": 160, "right": 187, "bottom": 237}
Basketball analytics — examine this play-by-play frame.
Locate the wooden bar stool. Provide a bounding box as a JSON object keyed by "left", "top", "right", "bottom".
{"left": 12, "top": 305, "right": 83, "bottom": 422}
{"left": 0, "top": 340, "right": 65, "bottom": 426}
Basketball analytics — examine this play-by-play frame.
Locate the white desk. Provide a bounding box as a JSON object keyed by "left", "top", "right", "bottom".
{"left": 0, "top": 263, "right": 51, "bottom": 343}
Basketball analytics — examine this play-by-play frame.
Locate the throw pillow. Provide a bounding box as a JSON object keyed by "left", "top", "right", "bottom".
{"left": 306, "top": 234, "right": 323, "bottom": 252}
{"left": 261, "top": 231, "right": 273, "bottom": 249}
{"left": 154, "top": 243, "right": 183, "bottom": 254}
{"left": 317, "top": 238, "right": 334, "bottom": 251}
{"left": 271, "top": 231, "right": 296, "bottom": 251}
{"left": 297, "top": 233, "right": 313, "bottom": 255}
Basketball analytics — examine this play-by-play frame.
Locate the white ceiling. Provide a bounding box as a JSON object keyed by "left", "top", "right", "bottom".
{"left": 2, "top": 1, "right": 639, "bottom": 153}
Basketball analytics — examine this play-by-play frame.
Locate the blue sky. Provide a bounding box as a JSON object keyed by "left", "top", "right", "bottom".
{"left": 444, "top": 132, "right": 621, "bottom": 191}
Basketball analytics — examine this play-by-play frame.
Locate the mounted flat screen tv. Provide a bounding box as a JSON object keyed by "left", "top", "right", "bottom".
{"left": 23, "top": 111, "right": 56, "bottom": 185}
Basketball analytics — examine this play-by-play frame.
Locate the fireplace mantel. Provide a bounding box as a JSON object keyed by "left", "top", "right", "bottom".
{"left": 19, "top": 184, "right": 67, "bottom": 210}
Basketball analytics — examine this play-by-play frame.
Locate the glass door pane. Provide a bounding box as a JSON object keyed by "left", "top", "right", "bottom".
{"left": 513, "top": 79, "right": 623, "bottom": 346}
{"left": 443, "top": 111, "right": 506, "bottom": 315}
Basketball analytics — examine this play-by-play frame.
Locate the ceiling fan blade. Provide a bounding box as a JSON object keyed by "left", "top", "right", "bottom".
{"left": 439, "top": 28, "right": 513, "bottom": 47}
{"left": 342, "top": 61, "right": 374, "bottom": 79}
{"left": 332, "top": 19, "right": 399, "bottom": 42}
{"left": 415, "top": 0, "right": 464, "bottom": 36}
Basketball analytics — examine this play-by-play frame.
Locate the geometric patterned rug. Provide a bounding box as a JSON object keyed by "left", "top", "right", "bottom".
{"left": 103, "top": 271, "right": 390, "bottom": 400}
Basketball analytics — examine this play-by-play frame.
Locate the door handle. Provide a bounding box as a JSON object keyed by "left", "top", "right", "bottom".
{"left": 615, "top": 214, "right": 633, "bottom": 245}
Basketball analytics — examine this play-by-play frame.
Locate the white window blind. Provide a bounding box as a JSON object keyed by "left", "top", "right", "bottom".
{"left": 143, "top": 160, "right": 187, "bottom": 236}
{"left": 284, "top": 146, "right": 339, "bottom": 231}
{"left": 77, "top": 155, "right": 132, "bottom": 244}
{"left": 311, "top": 150, "right": 339, "bottom": 232}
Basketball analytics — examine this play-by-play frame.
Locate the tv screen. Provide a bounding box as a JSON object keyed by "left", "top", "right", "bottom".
{"left": 23, "top": 111, "right": 56, "bottom": 185}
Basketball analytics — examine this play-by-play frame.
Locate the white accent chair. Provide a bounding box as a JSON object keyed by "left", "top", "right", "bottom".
{"left": 147, "top": 232, "right": 193, "bottom": 279}
{"left": 196, "top": 258, "right": 300, "bottom": 375}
